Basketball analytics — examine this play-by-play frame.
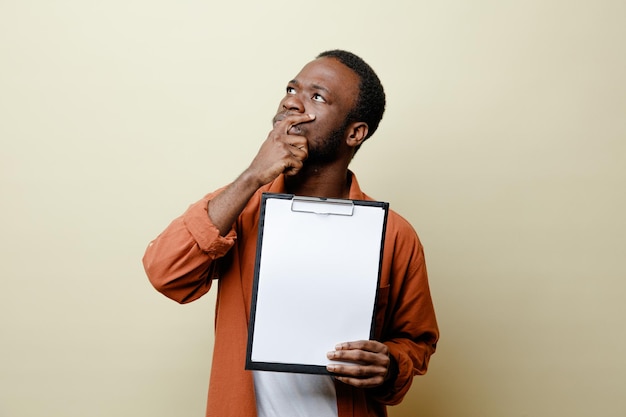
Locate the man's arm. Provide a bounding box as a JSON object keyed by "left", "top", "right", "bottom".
{"left": 143, "top": 113, "right": 314, "bottom": 302}
{"left": 208, "top": 113, "right": 314, "bottom": 235}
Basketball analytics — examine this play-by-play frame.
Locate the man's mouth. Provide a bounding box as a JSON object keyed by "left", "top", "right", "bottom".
{"left": 273, "top": 112, "right": 308, "bottom": 135}
{"left": 272, "top": 112, "right": 289, "bottom": 126}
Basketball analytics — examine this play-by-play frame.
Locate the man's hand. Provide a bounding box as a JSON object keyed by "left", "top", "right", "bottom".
{"left": 245, "top": 113, "right": 315, "bottom": 187}
{"left": 207, "top": 113, "right": 314, "bottom": 235}
{"left": 326, "top": 340, "right": 393, "bottom": 388}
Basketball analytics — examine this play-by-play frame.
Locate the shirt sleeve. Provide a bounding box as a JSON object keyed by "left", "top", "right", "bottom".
{"left": 142, "top": 189, "right": 237, "bottom": 304}
{"left": 370, "top": 221, "right": 439, "bottom": 405}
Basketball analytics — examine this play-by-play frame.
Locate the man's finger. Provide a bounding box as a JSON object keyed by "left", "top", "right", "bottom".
{"left": 335, "top": 340, "right": 389, "bottom": 354}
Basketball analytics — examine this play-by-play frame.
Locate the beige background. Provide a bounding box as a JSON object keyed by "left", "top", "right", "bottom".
{"left": 1, "top": 1, "right": 625, "bottom": 416}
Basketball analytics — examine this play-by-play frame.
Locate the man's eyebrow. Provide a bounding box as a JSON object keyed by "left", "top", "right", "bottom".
{"left": 288, "top": 79, "right": 331, "bottom": 95}
{"left": 311, "top": 83, "right": 331, "bottom": 94}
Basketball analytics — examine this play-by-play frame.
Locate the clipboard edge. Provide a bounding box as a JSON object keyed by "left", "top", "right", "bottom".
{"left": 245, "top": 360, "right": 331, "bottom": 375}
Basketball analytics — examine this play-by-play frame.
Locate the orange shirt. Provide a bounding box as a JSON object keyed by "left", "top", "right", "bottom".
{"left": 143, "top": 173, "right": 439, "bottom": 417}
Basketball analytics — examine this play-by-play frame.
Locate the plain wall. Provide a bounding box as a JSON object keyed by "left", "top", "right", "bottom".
{"left": 1, "top": 1, "right": 624, "bottom": 416}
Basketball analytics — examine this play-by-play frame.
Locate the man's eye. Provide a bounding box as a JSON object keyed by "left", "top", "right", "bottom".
{"left": 286, "top": 87, "right": 296, "bottom": 94}
{"left": 312, "top": 94, "right": 326, "bottom": 103}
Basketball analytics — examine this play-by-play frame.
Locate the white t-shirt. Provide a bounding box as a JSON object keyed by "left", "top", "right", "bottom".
{"left": 253, "top": 371, "right": 338, "bottom": 417}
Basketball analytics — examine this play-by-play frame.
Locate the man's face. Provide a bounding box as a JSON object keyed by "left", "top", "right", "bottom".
{"left": 272, "top": 57, "right": 360, "bottom": 164}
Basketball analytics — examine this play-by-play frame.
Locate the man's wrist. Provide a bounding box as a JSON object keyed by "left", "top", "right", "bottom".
{"left": 237, "top": 169, "right": 265, "bottom": 191}
{"left": 385, "top": 353, "right": 399, "bottom": 383}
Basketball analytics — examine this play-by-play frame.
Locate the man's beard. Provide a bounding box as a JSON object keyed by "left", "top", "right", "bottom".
{"left": 306, "top": 121, "right": 349, "bottom": 165}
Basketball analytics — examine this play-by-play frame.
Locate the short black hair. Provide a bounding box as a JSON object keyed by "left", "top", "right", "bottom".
{"left": 317, "top": 49, "right": 386, "bottom": 141}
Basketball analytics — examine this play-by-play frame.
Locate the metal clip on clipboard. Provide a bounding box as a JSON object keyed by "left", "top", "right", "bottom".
{"left": 290, "top": 196, "right": 355, "bottom": 216}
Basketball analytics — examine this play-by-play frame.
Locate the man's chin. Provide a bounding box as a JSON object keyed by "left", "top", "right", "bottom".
{"left": 306, "top": 148, "right": 340, "bottom": 165}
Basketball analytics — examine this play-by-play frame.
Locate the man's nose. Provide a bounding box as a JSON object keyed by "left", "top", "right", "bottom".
{"left": 282, "top": 95, "right": 305, "bottom": 113}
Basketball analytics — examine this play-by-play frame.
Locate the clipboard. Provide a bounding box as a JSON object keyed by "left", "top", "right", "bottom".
{"left": 245, "top": 193, "right": 389, "bottom": 374}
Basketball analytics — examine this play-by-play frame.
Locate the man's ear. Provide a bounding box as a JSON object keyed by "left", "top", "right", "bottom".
{"left": 345, "top": 122, "right": 369, "bottom": 148}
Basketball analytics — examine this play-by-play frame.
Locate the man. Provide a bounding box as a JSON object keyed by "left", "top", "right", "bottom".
{"left": 143, "top": 50, "right": 439, "bottom": 417}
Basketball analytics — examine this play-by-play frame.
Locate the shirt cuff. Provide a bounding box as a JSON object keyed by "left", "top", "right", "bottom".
{"left": 182, "top": 197, "right": 237, "bottom": 256}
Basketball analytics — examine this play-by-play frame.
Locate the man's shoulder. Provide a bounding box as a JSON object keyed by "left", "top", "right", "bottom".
{"left": 386, "top": 208, "right": 422, "bottom": 244}
{"left": 385, "top": 207, "right": 414, "bottom": 229}
{"left": 357, "top": 188, "right": 421, "bottom": 245}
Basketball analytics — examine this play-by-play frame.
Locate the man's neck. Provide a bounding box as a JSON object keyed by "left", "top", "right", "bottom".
{"left": 284, "top": 164, "right": 351, "bottom": 199}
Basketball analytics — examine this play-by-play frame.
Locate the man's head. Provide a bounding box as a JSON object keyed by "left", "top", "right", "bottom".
{"left": 273, "top": 50, "right": 385, "bottom": 165}
{"left": 316, "top": 50, "right": 386, "bottom": 142}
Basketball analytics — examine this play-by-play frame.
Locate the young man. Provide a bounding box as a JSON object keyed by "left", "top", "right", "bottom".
{"left": 143, "top": 50, "right": 439, "bottom": 417}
